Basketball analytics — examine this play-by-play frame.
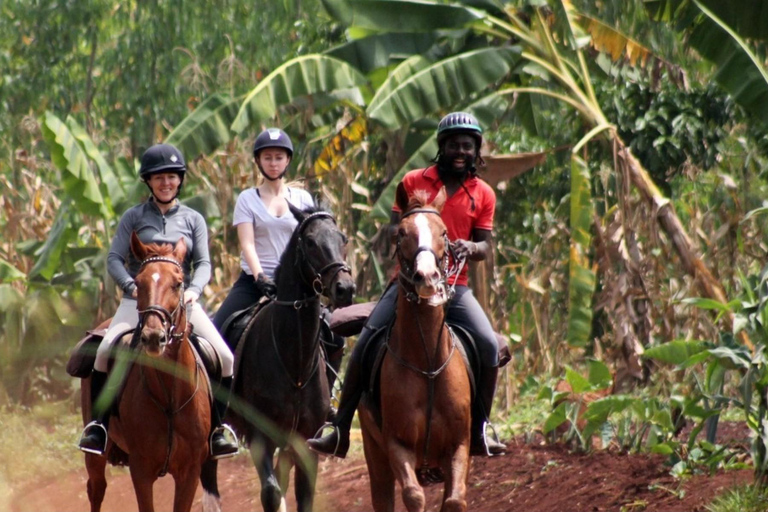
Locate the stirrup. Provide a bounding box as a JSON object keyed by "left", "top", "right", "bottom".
{"left": 78, "top": 421, "right": 108, "bottom": 455}
{"left": 309, "top": 422, "right": 343, "bottom": 456}
{"left": 481, "top": 420, "right": 505, "bottom": 456}
{"left": 209, "top": 424, "right": 239, "bottom": 459}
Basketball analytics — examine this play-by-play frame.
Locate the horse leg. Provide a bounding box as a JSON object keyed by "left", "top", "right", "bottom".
{"left": 200, "top": 459, "right": 221, "bottom": 512}
{"left": 85, "top": 452, "right": 108, "bottom": 512}
{"left": 129, "top": 459, "right": 157, "bottom": 512}
{"left": 250, "top": 438, "right": 285, "bottom": 512}
{"left": 276, "top": 448, "right": 292, "bottom": 498}
{"left": 361, "top": 427, "right": 395, "bottom": 512}
{"left": 293, "top": 450, "right": 317, "bottom": 512}
{"left": 439, "top": 446, "right": 470, "bottom": 512}
{"left": 172, "top": 465, "right": 202, "bottom": 512}
{"left": 388, "top": 443, "right": 425, "bottom": 512}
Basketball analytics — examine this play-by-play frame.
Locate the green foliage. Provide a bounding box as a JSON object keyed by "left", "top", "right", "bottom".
{"left": 706, "top": 484, "right": 768, "bottom": 512}
{"left": 598, "top": 79, "right": 732, "bottom": 194}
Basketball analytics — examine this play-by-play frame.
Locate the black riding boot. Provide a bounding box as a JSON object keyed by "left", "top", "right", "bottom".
{"left": 307, "top": 349, "right": 363, "bottom": 459}
{"left": 78, "top": 370, "right": 110, "bottom": 455}
{"left": 470, "top": 365, "right": 507, "bottom": 456}
{"left": 210, "top": 376, "right": 239, "bottom": 460}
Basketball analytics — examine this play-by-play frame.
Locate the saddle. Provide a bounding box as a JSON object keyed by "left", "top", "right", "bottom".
{"left": 66, "top": 320, "right": 223, "bottom": 382}
{"left": 330, "top": 301, "right": 512, "bottom": 367}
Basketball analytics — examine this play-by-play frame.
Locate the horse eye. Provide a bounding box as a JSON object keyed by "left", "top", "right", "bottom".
{"left": 341, "top": 234, "right": 348, "bottom": 244}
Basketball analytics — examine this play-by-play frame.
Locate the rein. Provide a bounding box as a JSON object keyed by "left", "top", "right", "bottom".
{"left": 269, "top": 211, "right": 349, "bottom": 435}
{"left": 135, "top": 254, "right": 201, "bottom": 477}
{"left": 389, "top": 206, "right": 463, "bottom": 464}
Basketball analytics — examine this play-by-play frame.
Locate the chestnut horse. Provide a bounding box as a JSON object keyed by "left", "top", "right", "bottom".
{"left": 358, "top": 190, "right": 471, "bottom": 512}
{"left": 205, "top": 204, "right": 356, "bottom": 512}
{"left": 81, "top": 233, "right": 218, "bottom": 512}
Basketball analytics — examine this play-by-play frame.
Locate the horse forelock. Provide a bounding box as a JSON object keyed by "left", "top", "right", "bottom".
{"left": 405, "top": 189, "right": 431, "bottom": 214}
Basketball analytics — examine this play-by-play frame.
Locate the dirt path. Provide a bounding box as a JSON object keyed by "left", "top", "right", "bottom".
{"left": 11, "top": 431, "right": 753, "bottom": 512}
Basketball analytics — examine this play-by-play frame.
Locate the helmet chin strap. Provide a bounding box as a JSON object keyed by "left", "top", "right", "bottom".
{"left": 436, "top": 153, "right": 476, "bottom": 180}
{"left": 257, "top": 165, "right": 287, "bottom": 182}
{"left": 145, "top": 179, "right": 183, "bottom": 204}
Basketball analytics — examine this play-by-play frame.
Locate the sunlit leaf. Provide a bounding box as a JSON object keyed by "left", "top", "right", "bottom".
{"left": 231, "top": 55, "right": 367, "bottom": 134}
{"left": 166, "top": 93, "right": 243, "bottom": 159}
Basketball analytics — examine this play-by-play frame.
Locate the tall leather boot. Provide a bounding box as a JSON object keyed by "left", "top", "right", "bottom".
{"left": 470, "top": 365, "right": 507, "bottom": 456}
{"left": 78, "top": 370, "right": 110, "bottom": 455}
{"left": 307, "top": 349, "right": 363, "bottom": 459}
{"left": 210, "top": 376, "right": 239, "bottom": 459}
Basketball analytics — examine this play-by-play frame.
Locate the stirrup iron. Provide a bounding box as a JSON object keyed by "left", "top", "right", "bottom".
{"left": 310, "top": 422, "right": 343, "bottom": 456}
{"left": 78, "top": 421, "right": 108, "bottom": 455}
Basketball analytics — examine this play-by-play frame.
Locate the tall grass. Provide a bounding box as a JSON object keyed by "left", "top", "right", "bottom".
{"left": 0, "top": 401, "right": 85, "bottom": 507}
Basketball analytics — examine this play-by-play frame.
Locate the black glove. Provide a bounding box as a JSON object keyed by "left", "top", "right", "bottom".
{"left": 254, "top": 272, "right": 277, "bottom": 297}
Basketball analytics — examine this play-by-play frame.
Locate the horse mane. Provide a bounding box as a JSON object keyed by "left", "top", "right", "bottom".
{"left": 273, "top": 204, "right": 330, "bottom": 286}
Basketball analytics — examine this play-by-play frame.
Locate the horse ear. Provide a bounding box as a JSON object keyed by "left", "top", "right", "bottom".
{"left": 288, "top": 201, "right": 306, "bottom": 223}
{"left": 130, "top": 231, "right": 146, "bottom": 261}
{"left": 432, "top": 187, "right": 447, "bottom": 212}
{"left": 173, "top": 237, "right": 187, "bottom": 262}
{"left": 395, "top": 182, "right": 409, "bottom": 213}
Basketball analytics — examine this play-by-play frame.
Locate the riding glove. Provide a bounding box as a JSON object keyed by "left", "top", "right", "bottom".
{"left": 254, "top": 272, "right": 277, "bottom": 297}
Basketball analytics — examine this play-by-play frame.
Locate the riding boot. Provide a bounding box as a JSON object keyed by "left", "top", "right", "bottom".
{"left": 210, "top": 376, "right": 239, "bottom": 460}
{"left": 307, "top": 349, "right": 363, "bottom": 459}
{"left": 78, "top": 370, "right": 110, "bottom": 455}
{"left": 470, "top": 365, "right": 507, "bottom": 456}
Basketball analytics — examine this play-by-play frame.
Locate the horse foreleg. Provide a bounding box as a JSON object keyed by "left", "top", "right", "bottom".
{"left": 129, "top": 466, "right": 157, "bottom": 512}
{"left": 172, "top": 465, "right": 201, "bottom": 512}
{"left": 362, "top": 430, "right": 395, "bottom": 512}
{"left": 250, "top": 438, "right": 285, "bottom": 512}
{"left": 85, "top": 453, "right": 108, "bottom": 512}
{"left": 388, "top": 442, "right": 425, "bottom": 512}
{"left": 293, "top": 450, "right": 317, "bottom": 512}
{"left": 440, "top": 445, "right": 470, "bottom": 512}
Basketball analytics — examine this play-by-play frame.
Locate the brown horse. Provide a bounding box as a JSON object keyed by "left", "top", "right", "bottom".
{"left": 81, "top": 232, "right": 217, "bottom": 512}
{"left": 358, "top": 189, "right": 472, "bottom": 512}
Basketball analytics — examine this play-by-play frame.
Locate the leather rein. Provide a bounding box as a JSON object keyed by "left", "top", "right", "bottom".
{"left": 135, "top": 255, "right": 202, "bottom": 477}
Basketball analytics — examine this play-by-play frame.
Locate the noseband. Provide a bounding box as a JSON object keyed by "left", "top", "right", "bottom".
{"left": 135, "top": 256, "right": 185, "bottom": 347}
{"left": 291, "top": 211, "right": 351, "bottom": 301}
{"left": 396, "top": 209, "right": 451, "bottom": 298}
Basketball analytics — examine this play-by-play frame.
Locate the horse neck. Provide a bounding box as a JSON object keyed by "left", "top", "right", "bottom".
{"left": 144, "top": 333, "right": 199, "bottom": 404}
{"left": 271, "top": 243, "right": 324, "bottom": 372}
{"left": 391, "top": 291, "right": 450, "bottom": 366}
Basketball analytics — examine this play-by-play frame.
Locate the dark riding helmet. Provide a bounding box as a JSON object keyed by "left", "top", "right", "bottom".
{"left": 436, "top": 112, "right": 483, "bottom": 147}
{"left": 253, "top": 128, "right": 294, "bottom": 160}
{"left": 139, "top": 143, "right": 187, "bottom": 181}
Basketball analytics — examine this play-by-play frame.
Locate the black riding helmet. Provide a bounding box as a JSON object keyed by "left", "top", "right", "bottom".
{"left": 253, "top": 128, "right": 293, "bottom": 181}
{"left": 436, "top": 112, "right": 483, "bottom": 147}
{"left": 139, "top": 143, "right": 186, "bottom": 204}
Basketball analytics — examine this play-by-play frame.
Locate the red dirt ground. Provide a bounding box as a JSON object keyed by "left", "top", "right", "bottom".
{"left": 10, "top": 424, "right": 755, "bottom": 512}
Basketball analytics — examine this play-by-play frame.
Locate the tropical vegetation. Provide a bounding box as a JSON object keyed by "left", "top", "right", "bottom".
{"left": 4, "top": 0, "right": 768, "bottom": 493}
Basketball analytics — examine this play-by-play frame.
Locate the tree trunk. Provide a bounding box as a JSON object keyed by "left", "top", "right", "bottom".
{"left": 615, "top": 138, "right": 753, "bottom": 352}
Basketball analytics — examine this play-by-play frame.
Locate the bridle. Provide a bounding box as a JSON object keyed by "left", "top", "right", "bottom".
{"left": 274, "top": 211, "right": 351, "bottom": 309}
{"left": 395, "top": 208, "right": 453, "bottom": 303}
{"left": 135, "top": 256, "right": 186, "bottom": 349}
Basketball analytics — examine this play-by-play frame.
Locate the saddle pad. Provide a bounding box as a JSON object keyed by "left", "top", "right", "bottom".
{"left": 329, "top": 302, "right": 376, "bottom": 337}
{"left": 66, "top": 318, "right": 111, "bottom": 378}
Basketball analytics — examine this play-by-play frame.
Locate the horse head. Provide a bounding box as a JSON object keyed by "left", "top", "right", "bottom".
{"left": 286, "top": 203, "right": 356, "bottom": 308}
{"left": 395, "top": 187, "right": 450, "bottom": 305}
{"left": 130, "top": 232, "right": 187, "bottom": 356}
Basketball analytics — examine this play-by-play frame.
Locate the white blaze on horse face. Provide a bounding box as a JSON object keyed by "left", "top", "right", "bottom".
{"left": 414, "top": 214, "right": 439, "bottom": 275}
{"left": 152, "top": 272, "right": 160, "bottom": 283}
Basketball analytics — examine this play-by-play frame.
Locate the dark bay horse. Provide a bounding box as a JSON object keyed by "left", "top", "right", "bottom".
{"left": 359, "top": 190, "right": 472, "bottom": 512}
{"left": 209, "top": 204, "right": 355, "bottom": 512}
{"left": 81, "top": 233, "right": 218, "bottom": 512}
